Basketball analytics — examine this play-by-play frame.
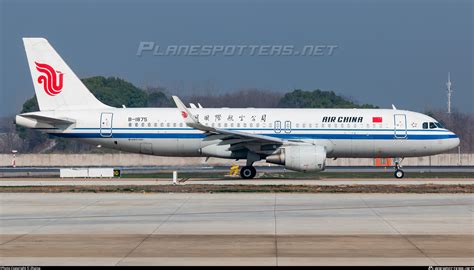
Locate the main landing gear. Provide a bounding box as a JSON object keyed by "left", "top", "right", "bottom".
{"left": 394, "top": 158, "right": 405, "bottom": 179}
{"left": 240, "top": 151, "right": 260, "bottom": 179}
{"left": 240, "top": 166, "right": 257, "bottom": 179}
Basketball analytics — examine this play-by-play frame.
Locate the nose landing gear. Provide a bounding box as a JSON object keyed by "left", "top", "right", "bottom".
{"left": 394, "top": 158, "right": 405, "bottom": 179}
{"left": 394, "top": 169, "right": 404, "bottom": 179}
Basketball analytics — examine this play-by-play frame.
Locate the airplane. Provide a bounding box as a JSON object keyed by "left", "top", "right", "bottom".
{"left": 15, "top": 38, "right": 460, "bottom": 179}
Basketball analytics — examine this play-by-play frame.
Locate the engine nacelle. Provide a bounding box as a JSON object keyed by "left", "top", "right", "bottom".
{"left": 266, "top": 145, "right": 326, "bottom": 172}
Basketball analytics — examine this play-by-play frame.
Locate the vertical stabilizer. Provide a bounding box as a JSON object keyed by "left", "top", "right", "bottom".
{"left": 23, "top": 38, "right": 110, "bottom": 111}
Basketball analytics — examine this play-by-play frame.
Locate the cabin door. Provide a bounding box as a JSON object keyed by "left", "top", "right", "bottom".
{"left": 100, "top": 113, "right": 113, "bottom": 137}
{"left": 394, "top": 114, "right": 407, "bottom": 139}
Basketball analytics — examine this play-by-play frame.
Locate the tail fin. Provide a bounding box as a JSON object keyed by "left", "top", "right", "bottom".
{"left": 23, "top": 38, "right": 110, "bottom": 111}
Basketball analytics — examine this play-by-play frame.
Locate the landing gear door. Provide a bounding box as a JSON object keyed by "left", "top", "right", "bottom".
{"left": 394, "top": 114, "right": 407, "bottom": 139}
{"left": 100, "top": 113, "right": 113, "bottom": 137}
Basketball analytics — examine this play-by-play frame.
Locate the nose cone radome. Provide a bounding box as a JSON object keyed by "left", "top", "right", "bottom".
{"left": 444, "top": 132, "right": 460, "bottom": 151}
{"left": 431, "top": 132, "right": 459, "bottom": 154}
{"left": 451, "top": 133, "right": 460, "bottom": 149}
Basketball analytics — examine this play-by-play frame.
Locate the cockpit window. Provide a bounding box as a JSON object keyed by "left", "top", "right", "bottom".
{"left": 435, "top": 122, "right": 444, "bottom": 128}
{"left": 423, "top": 122, "right": 444, "bottom": 129}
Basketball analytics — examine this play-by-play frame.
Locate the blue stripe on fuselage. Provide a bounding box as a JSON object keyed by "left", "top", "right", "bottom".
{"left": 49, "top": 132, "right": 458, "bottom": 140}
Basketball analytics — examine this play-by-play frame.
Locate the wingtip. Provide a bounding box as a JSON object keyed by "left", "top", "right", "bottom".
{"left": 171, "top": 95, "right": 182, "bottom": 105}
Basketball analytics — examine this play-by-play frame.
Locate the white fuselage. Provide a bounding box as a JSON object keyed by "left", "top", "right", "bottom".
{"left": 28, "top": 107, "right": 459, "bottom": 159}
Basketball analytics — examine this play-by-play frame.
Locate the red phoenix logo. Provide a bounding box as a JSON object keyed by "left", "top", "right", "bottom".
{"left": 181, "top": 111, "right": 188, "bottom": 118}
{"left": 35, "top": 62, "right": 64, "bottom": 96}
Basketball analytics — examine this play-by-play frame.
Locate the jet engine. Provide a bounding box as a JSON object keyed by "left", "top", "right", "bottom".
{"left": 266, "top": 145, "right": 326, "bottom": 172}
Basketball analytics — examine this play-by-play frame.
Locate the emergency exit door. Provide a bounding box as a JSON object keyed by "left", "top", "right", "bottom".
{"left": 284, "top": 121, "right": 292, "bottom": 133}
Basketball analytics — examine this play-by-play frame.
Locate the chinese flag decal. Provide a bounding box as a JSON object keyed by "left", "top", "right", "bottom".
{"left": 372, "top": 117, "right": 383, "bottom": 123}
{"left": 181, "top": 111, "right": 188, "bottom": 118}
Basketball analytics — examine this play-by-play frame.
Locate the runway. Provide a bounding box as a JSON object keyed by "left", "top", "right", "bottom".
{"left": 1, "top": 193, "right": 473, "bottom": 265}
{"left": 1, "top": 177, "right": 473, "bottom": 186}
{"left": 1, "top": 165, "right": 473, "bottom": 178}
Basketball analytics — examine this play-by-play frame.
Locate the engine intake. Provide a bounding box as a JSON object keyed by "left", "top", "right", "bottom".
{"left": 266, "top": 145, "right": 326, "bottom": 172}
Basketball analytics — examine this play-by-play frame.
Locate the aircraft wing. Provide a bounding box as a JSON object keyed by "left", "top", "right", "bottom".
{"left": 172, "top": 96, "right": 284, "bottom": 145}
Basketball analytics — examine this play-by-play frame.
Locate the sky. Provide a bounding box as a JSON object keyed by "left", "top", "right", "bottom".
{"left": 0, "top": 0, "right": 472, "bottom": 116}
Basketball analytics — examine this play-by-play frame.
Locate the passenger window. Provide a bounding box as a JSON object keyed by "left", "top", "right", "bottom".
{"left": 429, "top": 122, "right": 436, "bottom": 129}
{"left": 179, "top": 123, "right": 183, "bottom": 127}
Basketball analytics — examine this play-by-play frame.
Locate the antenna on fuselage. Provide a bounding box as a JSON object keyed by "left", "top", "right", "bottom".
{"left": 446, "top": 72, "right": 453, "bottom": 114}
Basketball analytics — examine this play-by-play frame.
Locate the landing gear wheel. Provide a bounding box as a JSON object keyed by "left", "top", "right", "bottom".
{"left": 240, "top": 166, "right": 257, "bottom": 179}
{"left": 394, "top": 169, "right": 404, "bottom": 179}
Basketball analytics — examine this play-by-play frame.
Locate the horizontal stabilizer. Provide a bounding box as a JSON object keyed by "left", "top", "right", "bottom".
{"left": 20, "top": 114, "right": 75, "bottom": 124}
{"left": 16, "top": 113, "right": 75, "bottom": 129}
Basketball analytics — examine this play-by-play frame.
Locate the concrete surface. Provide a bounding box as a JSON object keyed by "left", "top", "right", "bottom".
{"left": 2, "top": 165, "right": 474, "bottom": 178}
{"left": 0, "top": 178, "right": 473, "bottom": 186}
{"left": 1, "top": 153, "right": 472, "bottom": 167}
{"left": 0, "top": 193, "right": 473, "bottom": 265}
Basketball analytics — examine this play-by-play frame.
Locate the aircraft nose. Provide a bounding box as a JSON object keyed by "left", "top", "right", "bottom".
{"left": 452, "top": 133, "right": 460, "bottom": 148}
{"left": 446, "top": 131, "right": 460, "bottom": 150}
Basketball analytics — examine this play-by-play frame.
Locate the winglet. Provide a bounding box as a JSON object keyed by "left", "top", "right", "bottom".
{"left": 172, "top": 96, "right": 209, "bottom": 130}
{"left": 172, "top": 95, "right": 283, "bottom": 143}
